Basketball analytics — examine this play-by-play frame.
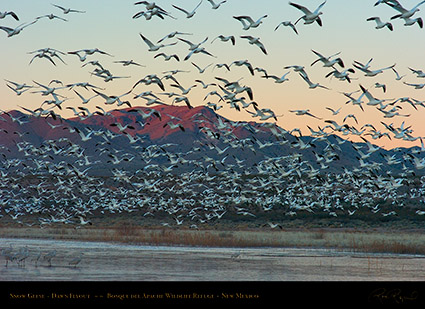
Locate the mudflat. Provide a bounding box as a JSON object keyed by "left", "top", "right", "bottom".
{"left": 2, "top": 237, "right": 425, "bottom": 281}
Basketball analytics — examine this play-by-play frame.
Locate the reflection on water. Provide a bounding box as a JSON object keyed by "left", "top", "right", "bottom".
{"left": 1, "top": 238, "right": 425, "bottom": 281}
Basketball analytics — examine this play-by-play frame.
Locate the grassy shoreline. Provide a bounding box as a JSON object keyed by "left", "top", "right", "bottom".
{"left": 2, "top": 225, "right": 425, "bottom": 256}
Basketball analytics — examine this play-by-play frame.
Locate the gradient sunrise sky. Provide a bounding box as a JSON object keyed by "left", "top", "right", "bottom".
{"left": 1, "top": 0, "right": 425, "bottom": 149}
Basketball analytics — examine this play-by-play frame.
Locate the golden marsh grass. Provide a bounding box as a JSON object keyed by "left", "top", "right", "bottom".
{"left": 1, "top": 225, "right": 425, "bottom": 255}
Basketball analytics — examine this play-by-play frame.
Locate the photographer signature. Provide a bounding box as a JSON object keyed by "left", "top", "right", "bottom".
{"left": 369, "top": 288, "right": 419, "bottom": 304}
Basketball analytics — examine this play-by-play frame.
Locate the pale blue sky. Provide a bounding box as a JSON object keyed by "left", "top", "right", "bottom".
{"left": 1, "top": 0, "right": 425, "bottom": 148}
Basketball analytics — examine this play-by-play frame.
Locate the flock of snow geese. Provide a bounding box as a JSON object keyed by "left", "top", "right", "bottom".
{"left": 1, "top": 0, "right": 425, "bottom": 242}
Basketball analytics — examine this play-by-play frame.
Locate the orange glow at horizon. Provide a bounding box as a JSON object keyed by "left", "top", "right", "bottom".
{"left": 1, "top": 0, "right": 425, "bottom": 151}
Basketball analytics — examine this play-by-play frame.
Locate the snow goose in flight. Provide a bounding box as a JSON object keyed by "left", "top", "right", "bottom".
{"left": 6, "top": 84, "right": 31, "bottom": 96}
{"left": 247, "top": 108, "right": 279, "bottom": 121}
{"left": 163, "top": 121, "right": 185, "bottom": 132}
{"left": 154, "top": 53, "right": 180, "bottom": 61}
{"left": 135, "top": 1, "right": 168, "bottom": 12}
{"left": 387, "top": 0, "right": 425, "bottom": 20}
{"left": 92, "top": 89, "right": 131, "bottom": 106}
{"left": 325, "top": 106, "right": 341, "bottom": 115}
{"left": 403, "top": 81, "right": 425, "bottom": 89}
{"left": 0, "top": 11, "right": 19, "bottom": 20}
{"left": 52, "top": 4, "right": 86, "bottom": 14}
{"left": 82, "top": 48, "right": 113, "bottom": 57}
{"left": 391, "top": 67, "right": 406, "bottom": 80}
{"left": 132, "top": 74, "right": 165, "bottom": 91}
{"left": 192, "top": 62, "right": 213, "bottom": 73}
{"left": 263, "top": 222, "right": 283, "bottom": 229}
{"left": 284, "top": 65, "right": 308, "bottom": 79}
{"left": 262, "top": 71, "right": 290, "bottom": 84}
{"left": 374, "top": 82, "right": 386, "bottom": 93}
{"left": 114, "top": 59, "right": 144, "bottom": 67}
{"left": 290, "top": 109, "right": 322, "bottom": 120}
{"left": 211, "top": 35, "right": 236, "bottom": 45}
{"left": 5, "top": 79, "right": 33, "bottom": 92}
{"left": 230, "top": 59, "right": 255, "bottom": 76}
{"left": 29, "top": 51, "right": 57, "bottom": 66}
{"left": 353, "top": 58, "right": 373, "bottom": 71}
{"left": 73, "top": 90, "right": 99, "bottom": 104}
{"left": 0, "top": 20, "right": 37, "bottom": 37}
{"left": 172, "top": 0, "right": 203, "bottom": 19}
{"left": 409, "top": 67, "right": 425, "bottom": 78}
{"left": 343, "top": 114, "right": 358, "bottom": 124}
{"left": 110, "top": 122, "right": 136, "bottom": 132}
{"left": 325, "top": 68, "right": 355, "bottom": 83}
{"left": 274, "top": 21, "right": 298, "bottom": 34}
{"left": 374, "top": 0, "right": 400, "bottom": 6}
{"left": 299, "top": 73, "right": 330, "bottom": 90}
{"left": 240, "top": 35, "right": 267, "bottom": 55}
{"left": 366, "top": 17, "right": 393, "bottom": 31}
{"left": 207, "top": 0, "right": 227, "bottom": 9}
{"left": 289, "top": 1, "right": 326, "bottom": 26}
{"left": 133, "top": 8, "right": 175, "bottom": 20}
{"left": 157, "top": 31, "right": 192, "bottom": 43}
{"left": 73, "top": 127, "right": 94, "bottom": 142}
{"left": 195, "top": 79, "right": 217, "bottom": 89}
{"left": 36, "top": 14, "right": 68, "bottom": 22}
{"left": 170, "top": 83, "right": 197, "bottom": 95}
{"left": 183, "top": 46, "right": 215, "bottom": 61}
{"left": 401, "top": 16, "right": 423, "bottom": 28}
{"left": 139, "top": 33, "right": 177, "bottom": 52}
{"left": 311, "top": 49, "right": 344, "bottom": 68}
{"left": 78, "top": 216, "right": 92, "bottom": 225}
{"left": 353, "top": 62, "right": 395, "bottom": 77}
{"left": 178, "top": 37, "right": 208, "bottom": 51}
{"left": 359, "top": 84, "right": 388, "bottom": 106}
{"left": 233, "top": 15, "right": 268, "bottom": 30}
{"left": 32, "top": 80, "right": 66, "bottom": 96}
